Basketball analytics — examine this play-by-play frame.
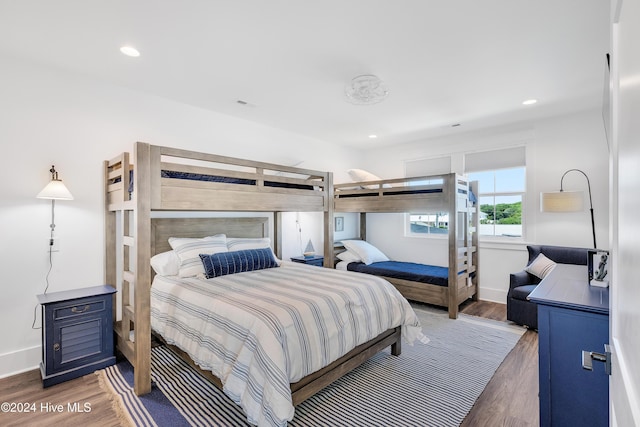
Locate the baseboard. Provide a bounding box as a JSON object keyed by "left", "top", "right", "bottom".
{"left": 477, "top": 287, "right": 507, "bottom": 304}
{"left": 0, "top": 345, "right": 40, "bottom": 379}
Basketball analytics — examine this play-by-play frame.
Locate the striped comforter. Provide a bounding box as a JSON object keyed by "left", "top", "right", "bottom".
{"left": 150, "top": 261, "right": 423, "bottom": 427}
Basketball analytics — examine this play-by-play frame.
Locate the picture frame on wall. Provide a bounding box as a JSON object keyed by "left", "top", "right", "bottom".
{"left": 335, "top": 216, "right": 344, "bottom": 232}
{"left": 588, "top": 249, "right": 610, "bottom": 288}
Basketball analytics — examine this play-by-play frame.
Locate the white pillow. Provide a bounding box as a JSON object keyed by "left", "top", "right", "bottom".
{"left": 347, "top": 169, "right": 391, "bottom": 189}
{"left": 168, "top": 234, "right": 227, "bottom": 277}
{"left": 226, "top": 237, "right": 281, "bottom": 265}
{"left": 150, "top": 250, "right": 180, "bottom": 276}
{"left": 342, "top": 240, "right": 389, "bottom": 265}
{"left": 525, "top": 253, "right": 557, "bottom": 279}
{"left": 337, "top": 250, "right": 362, "bottom": 263}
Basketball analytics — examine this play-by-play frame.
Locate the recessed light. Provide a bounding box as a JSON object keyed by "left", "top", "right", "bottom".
{"left": 522, "top": 99, "right": 537, "bottom": 105}
{"left": 120, "top": 46, "right": 140, "bottom": 57}
{"left": 368, "top": 134, "right": 378, "bottom": 139}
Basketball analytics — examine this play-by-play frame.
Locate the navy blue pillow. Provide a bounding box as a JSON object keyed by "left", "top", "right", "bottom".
{"left": 199, "top": 248, "right": 279, "bottom": 279}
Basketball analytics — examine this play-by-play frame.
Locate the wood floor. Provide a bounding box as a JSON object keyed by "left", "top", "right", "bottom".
{"left": 0, "top": 300, "right": 538, "bottom": 427}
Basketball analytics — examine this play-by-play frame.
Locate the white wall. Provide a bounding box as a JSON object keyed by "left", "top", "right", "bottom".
{"left": 0, "top": 55, "right": 358, "bottom": 377}
{"left": 358, "top": 111, "right": 610, "bottom": 303}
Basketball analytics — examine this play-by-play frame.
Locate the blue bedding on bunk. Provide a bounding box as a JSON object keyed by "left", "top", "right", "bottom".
{"left": 347, "top": 261, "right": 450, "bottom": 287}
{"left": 120, "top": 170, "right": 316, "bottom": 194}
{"left": 337, "top": 187, "right": 477, "bottom": 202}
{"left": 160, "top": 170, "right": 315, "bottom": 190}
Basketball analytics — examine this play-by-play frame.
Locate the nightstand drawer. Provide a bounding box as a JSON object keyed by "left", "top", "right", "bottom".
{"left": 53, "top": 299, "right": 106, "bottom": 320}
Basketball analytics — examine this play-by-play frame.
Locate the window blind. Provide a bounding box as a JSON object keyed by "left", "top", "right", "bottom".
{"left": 464, "top": 146, "right": 525, "bottom": 173}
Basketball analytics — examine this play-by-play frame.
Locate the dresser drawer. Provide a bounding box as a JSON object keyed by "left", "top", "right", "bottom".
{"left": 53, "top": 299, "right": 106, "bottom": 320}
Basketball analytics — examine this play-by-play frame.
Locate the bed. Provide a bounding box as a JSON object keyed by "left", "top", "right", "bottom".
{"left": 104, "top": 142, "right": 421, "bottom": 426}
{"left": 333, "top": 173, "right": 479, "bottom": 319}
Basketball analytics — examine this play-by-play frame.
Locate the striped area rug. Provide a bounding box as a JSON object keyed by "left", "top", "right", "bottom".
{"left": 98, "top": 305, "right": 525, "bottom": 427}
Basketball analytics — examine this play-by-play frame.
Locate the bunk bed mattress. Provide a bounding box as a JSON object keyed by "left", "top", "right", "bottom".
{"left": 347, "top": 261, "right": 450, "bottom": 286}
{"left": 150, "top": 261, "right": 422, "bottom": 427}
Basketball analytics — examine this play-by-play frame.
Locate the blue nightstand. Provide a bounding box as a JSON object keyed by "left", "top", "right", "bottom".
{"left": 37, "top": 285, "right": 117, "bottom": 387}
{"left": 290, "top": 255, "right": 324, "bottom": 267}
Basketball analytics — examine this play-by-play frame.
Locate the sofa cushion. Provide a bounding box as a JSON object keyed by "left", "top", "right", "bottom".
{"left": 511, "top": 284, "right": 538, "bottom": 301}
{"left": 525, "top": 253, "right": 557, "bottom": 279}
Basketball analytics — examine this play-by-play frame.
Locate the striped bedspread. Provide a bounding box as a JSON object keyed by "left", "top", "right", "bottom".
{"left": 150, "top": 261, "right": 423, "bottom": 427}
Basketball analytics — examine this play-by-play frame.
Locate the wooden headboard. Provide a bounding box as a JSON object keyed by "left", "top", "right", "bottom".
{"left": 150, "top": 217, "right": 269, "bottom": 256}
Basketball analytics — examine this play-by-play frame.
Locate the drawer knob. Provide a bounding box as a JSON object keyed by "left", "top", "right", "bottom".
{"left": 53, "top": 343, "right": 60, "bottom": 351}
{"left": 71, "top": 305, "right": 90, "bottom": 314}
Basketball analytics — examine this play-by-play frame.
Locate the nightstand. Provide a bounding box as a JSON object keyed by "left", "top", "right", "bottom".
{"left": 290, "top": 255, "right": 324, "bottom": 267}
{"left": 37, "top": 285, "right": 117, "bottom": 387}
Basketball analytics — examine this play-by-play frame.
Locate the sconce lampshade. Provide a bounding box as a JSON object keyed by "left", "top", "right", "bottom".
{"left": 37, "top": 179, "right": 74, "bottom": 200}
{"left": 540, "top": 191, "right": 584, "bottom": 212}
{"left": 37, "top": 166, "right": 74, "bottom": 200}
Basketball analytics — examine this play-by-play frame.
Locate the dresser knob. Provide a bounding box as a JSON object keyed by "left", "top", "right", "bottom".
{"left": 53, "top": 343, "right": 60, "bottom": 351}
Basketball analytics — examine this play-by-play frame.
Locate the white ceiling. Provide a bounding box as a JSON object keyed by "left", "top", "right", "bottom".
{"left": 0, "top": 1, "right": 610, "bottom": 148}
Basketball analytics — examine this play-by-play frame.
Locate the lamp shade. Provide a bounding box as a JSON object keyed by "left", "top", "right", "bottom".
{"left": 540, "top": 191, "right": 584, "bottom": 212}
{"left": 37, "top": 180, "right": 74, "bottom": 200}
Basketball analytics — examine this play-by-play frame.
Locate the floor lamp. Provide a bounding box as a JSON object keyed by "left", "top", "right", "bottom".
{"left": 540, "top": 168, "right": 596, "bottom": 248}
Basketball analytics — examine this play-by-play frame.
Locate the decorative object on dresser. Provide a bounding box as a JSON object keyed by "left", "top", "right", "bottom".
{"left": 588, "top": 249, "right": 610, "bottom": 287}
{"left": 507, "top": 245, "right": 591, "bottom": 329}
{"left": 38, "top": 285, "right": 116, "bottom": 387}
{"left": 540, "top": 168, "right": 597, "bottom": 248}
{"left": 528, "top": 264, "right": 610, "bottom": 427}
{"left": 290, "top": 255, "right": 324, "bottom": 267}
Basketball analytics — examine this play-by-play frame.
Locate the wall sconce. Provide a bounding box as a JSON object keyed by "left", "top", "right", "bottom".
{"left": 37, "top": 165, "right": 74, "bottom": 246}
{"left": 540, "top": 168, "right": 596, "bottom": 248}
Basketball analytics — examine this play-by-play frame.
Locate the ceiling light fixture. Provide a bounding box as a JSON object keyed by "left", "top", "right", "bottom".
{"left": 522, "top": 99, "right": 537, "bottom": 105}
{"left": 345, "top": 75, "right": 389, "bottom": 105}
{"left": 368, "top": 134, "right": 378, "bottom": 139}
{"left": 120, "top": 46, "right": 140, "bottom": 57}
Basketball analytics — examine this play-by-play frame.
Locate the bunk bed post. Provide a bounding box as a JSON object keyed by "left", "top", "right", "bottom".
{"left": 133, "top": 141, "right": 152, "bottom": 395}
{"left": 104, "top": 160, "right": 117, "bottom": 325}
{"left": 447, "top": 173, "right": 459, "bottom": 319}
{"left": 323, "top": 172, "right": 334, "bottom": 268}
{"left": 274, "top": 211, "right": 283, "bottom": 259}
{"left": 470, "top": 180, "right": 480, "bottom": 301}
{"left": 360, "top": 212, "right": 367, "bottom": 241}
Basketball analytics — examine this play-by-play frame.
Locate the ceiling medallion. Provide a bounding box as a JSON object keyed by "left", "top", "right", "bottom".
{"left": 344, "top": 74, "right": 389, "bottom": 105}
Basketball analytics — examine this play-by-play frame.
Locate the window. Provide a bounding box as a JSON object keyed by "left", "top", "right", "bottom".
{"left": 465, "top": 147, "right": 526, "bottom": 239}
{"left": 403, "top": 147, "right": 527, "bottom": 239}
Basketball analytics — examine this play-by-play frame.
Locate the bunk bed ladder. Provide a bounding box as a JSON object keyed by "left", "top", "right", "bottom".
{"left": 105, "top": 147, "right": 152, "bottom": 395}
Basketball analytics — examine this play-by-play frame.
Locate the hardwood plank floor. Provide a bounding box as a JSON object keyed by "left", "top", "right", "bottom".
{"left": 0, "top": 300, "right": 538, "bottom": 426}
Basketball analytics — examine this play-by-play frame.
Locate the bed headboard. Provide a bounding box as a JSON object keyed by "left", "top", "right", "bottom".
{"left": 150, "top": 217, "right": 269, "bottom": 255}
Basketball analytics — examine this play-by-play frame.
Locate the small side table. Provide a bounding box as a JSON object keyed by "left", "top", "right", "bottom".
{"left": 290, "top": 255, "right": 324, "bottom": 267}
{"left": 37, "top": 285, "right": 117, "bottom": 387}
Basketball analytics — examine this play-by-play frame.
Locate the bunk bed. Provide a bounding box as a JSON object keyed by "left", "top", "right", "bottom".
{"left": 104, "top": 142, "right": 421, "bottom": 426}
{"left": 333, "top": 173, "right": 479, "bottom": 319}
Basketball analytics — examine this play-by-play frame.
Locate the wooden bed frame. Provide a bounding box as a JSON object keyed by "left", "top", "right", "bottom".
{"left": 333, "top": 173, "right": 479, "bottom": 319}
{"left": 103, "top": 142, "right": 401, "bottom": 403}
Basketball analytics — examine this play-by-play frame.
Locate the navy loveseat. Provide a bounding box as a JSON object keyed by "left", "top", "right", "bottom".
{"left": 507, "top": 245, "right": 591, "bottom": 330}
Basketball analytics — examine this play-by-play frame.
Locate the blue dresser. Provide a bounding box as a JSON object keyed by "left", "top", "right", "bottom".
{"left": 38, "top": 285, "right": 117, "bottom": 387}
{"left": 528, "top": 264, "right": 609, "bottom": 427}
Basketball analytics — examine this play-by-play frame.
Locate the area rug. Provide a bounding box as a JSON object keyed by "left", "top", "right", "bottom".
{"left": 97, "top": 306, "right": 525, "bottom": 427}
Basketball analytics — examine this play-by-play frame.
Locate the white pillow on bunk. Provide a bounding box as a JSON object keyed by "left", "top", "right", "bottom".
{"left": 150, "top": 250, "right": 180, "bottom": 276}
{"left": 347, "top": 169, "right": 392, "bottom": 189}
{"left": 168, "top": 234, "right": 228, "bottom": 277}
{"left": 342, "top": 240, "right": 389, "bottom": 265}
{"left": 226, "top": 237, "right": 282, "bottom": 265}
{"left": 337, "top": 250, "right": 361, "bottom": 263}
